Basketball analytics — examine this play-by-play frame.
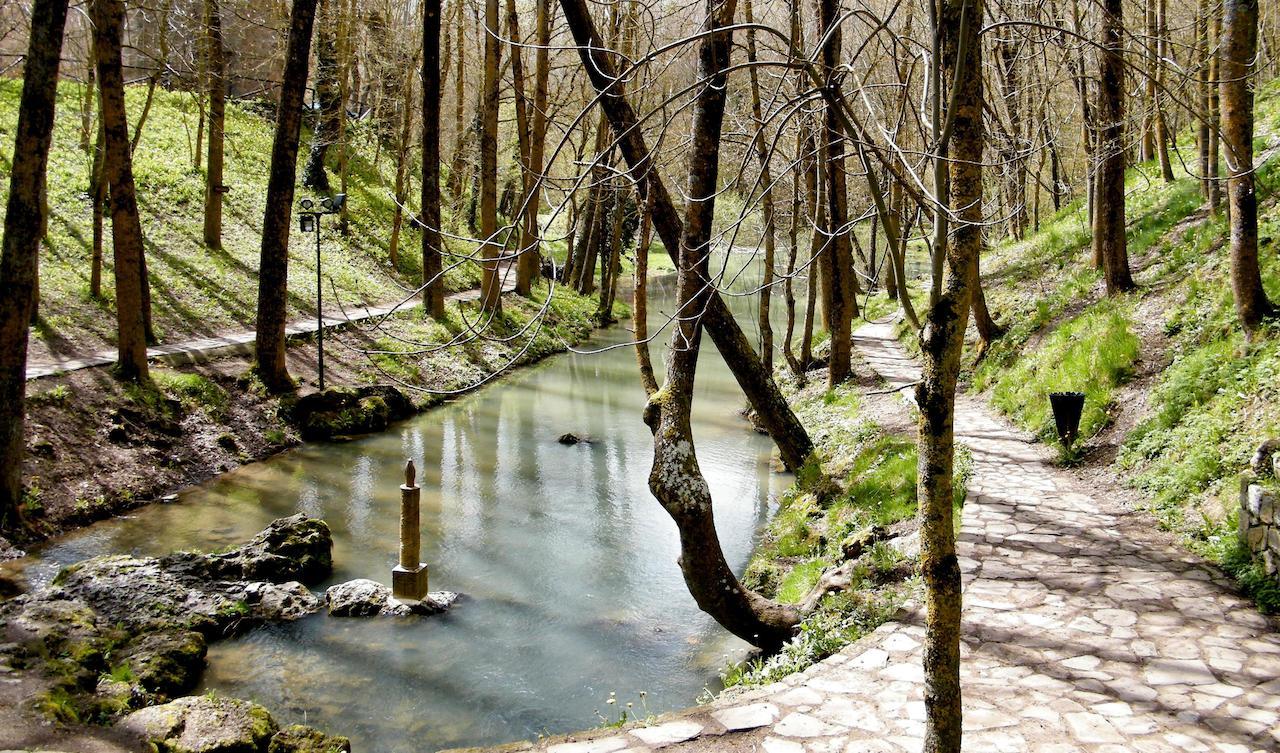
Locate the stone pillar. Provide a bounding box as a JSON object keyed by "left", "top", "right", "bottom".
{"left": 392, "top": 459, "right": 430, "bottom": 601}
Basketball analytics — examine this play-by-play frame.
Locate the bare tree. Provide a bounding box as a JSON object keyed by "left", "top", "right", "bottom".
{"left": 422, "top": 0, "right": 447, "bottom": 319}
{"left": 1094, "top": 0, "right": 1135, "bottom": 295}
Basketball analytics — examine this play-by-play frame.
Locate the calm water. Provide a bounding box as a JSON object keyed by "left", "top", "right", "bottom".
{"left": 23, "top": 258, "right": 799, "bottom": 752}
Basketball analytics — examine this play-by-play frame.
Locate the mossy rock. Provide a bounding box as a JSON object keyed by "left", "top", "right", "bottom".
{"left": 122, "top": 630, "right": 207, "bottom": 699}
{"left": 269, "top": 723, "right": 351, "bottom": 753}
{"left": 289, "top": 385, "right": 413, "bottom": 440}
{"left": 121, "top": 694, "right": 278, "bottom": 753}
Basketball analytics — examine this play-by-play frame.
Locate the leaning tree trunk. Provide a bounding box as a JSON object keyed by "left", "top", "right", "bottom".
{"left": 917, "top": 1, "right": 982, "bottom": 750}
{"left": 1222, "top": 0, "right": 1274, "bottom": 335}
{"left": 202, "top": 0, "right": 227, "bottom": 248}
{"left": 633, "top": 188, "right": 659, "bottom": 396}
{"left": 644, "top": 0, "right": 800, "bottom": 653}
{"left": 94, "top": 0, "right": 150, "bottom": 381}
{"left": 421, "top": 0, "right": 446, "bottom": 319}
{"left": 1095, "top": 0, "right": 1136, "bottom": 295}
{"left": 559, "top": 0, "right": 813, "bottom": 472}
{"left": 255, "top": 0, "right": 318, "bottom": 393}
{"left": 0, "top": 0, "right": 69, "bottom": 527}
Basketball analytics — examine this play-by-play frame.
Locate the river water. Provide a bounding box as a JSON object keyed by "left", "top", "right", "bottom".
{"left": 23, "top": 261, "right": 799, "bottom": 752}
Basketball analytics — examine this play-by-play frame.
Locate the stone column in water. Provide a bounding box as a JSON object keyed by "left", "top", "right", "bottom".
{"left": 392, "top": 459, "right": 430, "bottom": 600}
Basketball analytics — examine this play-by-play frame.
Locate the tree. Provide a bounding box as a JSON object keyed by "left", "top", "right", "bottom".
{"left": 558, "top": 0, "right": 814, "bottom": 472}
{"left": 478, "top": 0, "right": 503, "bottom": 313}
{"left": 301, "top": 0, "right": 341, "bottom": 192}
{"left": 816, "top": 0, "right": 856, "bottom": 386}
{"left": 0, "top": 0, "right": 70, "bottom": 526}
{"left": 915, "top": 0, "right": 982, "bottom": 749}
{"left": 94, "top": 0, "right": 151, "bottom": 380}
{"left": 642, "top": 0, "right": 800, "bottom": 653}
{"left": 1221, "top": 0, "right": 1274, "bottom": 334}
{"left": 744, "top": 0, "right": 776, "bottom": 373}
{"left": 421, "top": 0, "right": 447, "bottom": 319}
{"left": 202, "top": 0, "right": 227, "bottom": 249}
{"left": 255, "top": 0, "right": 319, "bottom": 393}
{"left": 1093, "top": 0, "right": 1136, "bottom": 295}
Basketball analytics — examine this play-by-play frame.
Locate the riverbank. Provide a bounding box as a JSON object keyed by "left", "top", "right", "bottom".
{"left": 3, "top": 282, "right": 612, "bottom": 553}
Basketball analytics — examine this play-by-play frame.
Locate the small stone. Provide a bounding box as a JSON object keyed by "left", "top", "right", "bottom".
{"left": 712, "top": 703, "right": 780, "bottom": 731}
{"left": 121, "top": 695, "right": 278, "bottom": 753}
{"left": 762, "top": 737, "right": 806, "bottom": 753}
{"left": 547, "top": 737, "right": 629, "bottom": 753}
{"left": 269, "top": 723, "right": 352, "bottom": 752}
{"left": 629, "top": 720, "right": 702, "bottom": 748}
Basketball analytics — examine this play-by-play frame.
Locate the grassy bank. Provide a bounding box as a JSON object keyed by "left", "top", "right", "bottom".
{"left": 722, "top": 375, "right": 969, "bottom": 688}
{"left": 0, "top": 80, "right": 481, "bottom": 362}
{"left": 13, "top": 284, "right": 611, "bottom": 543}
{"left": 955, "top": 81, "right": 1280, "bottom": 611}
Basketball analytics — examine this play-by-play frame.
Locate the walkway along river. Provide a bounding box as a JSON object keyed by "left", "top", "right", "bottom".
{"left": 22, "top": 258, "right": 797, "bottom": 752}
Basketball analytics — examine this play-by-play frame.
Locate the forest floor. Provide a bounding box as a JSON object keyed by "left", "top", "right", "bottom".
{"left": 467, "top": 319, "right": 1280, "bottom": 753}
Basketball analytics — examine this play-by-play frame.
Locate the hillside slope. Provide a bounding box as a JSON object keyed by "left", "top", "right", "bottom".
{"left": 965, "top": 79, "right": 1280, "bottom": 610}
{"left": 0, "top": 80, "right": 479, "bottom": 363}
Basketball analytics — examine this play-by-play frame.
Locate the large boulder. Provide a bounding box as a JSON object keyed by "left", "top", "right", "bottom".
{"left": 324, "top": 578, "right": 458, "bottom": 617}
{"left": 289, "top": 385, "right": 414, "bottom": 440}
{"left": 48, "top": 515, "right": 331, "bottom": 635}
{"left": 268, "top": 724, "right": 351, "bottom": 753}
{"left": 121, "top": 695, "right": 278, "bottom": 753}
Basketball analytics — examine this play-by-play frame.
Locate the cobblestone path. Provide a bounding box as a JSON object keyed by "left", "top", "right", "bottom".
{"left": 484, "top": 319, "right": 1280, "bottom": 753}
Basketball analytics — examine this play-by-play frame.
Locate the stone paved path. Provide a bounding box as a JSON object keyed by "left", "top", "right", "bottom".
{"left": 480, "top": 319, "right": 1280, "bottom": 753}
{"left": 25, "top": 277, "right": 515, "bottom": 381}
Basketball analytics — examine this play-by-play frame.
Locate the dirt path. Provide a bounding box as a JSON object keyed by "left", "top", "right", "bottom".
{"left": 25, "top": 277, "right": 517, "bottom": 381}
{"left": 475, "top": 319, "right": 1280, "bottom": 753}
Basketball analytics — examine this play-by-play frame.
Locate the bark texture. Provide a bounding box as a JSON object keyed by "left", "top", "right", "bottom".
{"left": 94, "top": 0, "right": 151, "bottom": 381}
{"left": 915, "top": 1, "right": 982, "bottom": 750}
{"left": 255, "top": 0, "right": 318, "bottom": 392}
{"left": 421, "top": 0, "right": 446, "bottom": 318}
{"left": 0, "top": 0, "right": 69, "bottom": 525}
{"left": 1222, "top": 0, "right": 1274, "bottom": 334}
{"left": 1094, "top": 0, "right": 1135, "bottom": 295}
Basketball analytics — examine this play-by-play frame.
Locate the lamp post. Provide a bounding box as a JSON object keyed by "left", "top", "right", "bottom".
{"left": 298, "top": 193, "right": 346, "bottom": 390}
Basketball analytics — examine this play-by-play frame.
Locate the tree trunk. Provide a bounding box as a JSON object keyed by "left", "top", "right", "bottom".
{"left": 421, "top": 0, "right": 447, "bottom": 319}
{"left": 388, "top": 60, "right": 416, "bottom": 268}
{"left": 816, "top": 0, "right": 855, "bottom": 386}
{"left": 478, "top": 0, "right": 503, "bottom": 313}
{"left": 745, "top": 0, "right": 775, "bottom": 374}
{"left": 559, "top": 0, "right": 813, "bottom": 471}
{"left": 1154, "top": 0, "right": 1175, "bottom": 182}
{"left": 1209, "top": 8, "right": 1223, "bottom": 215}
{"left": 90, "top": 102, "right": 106, "bottom": 298}
{"left": 1095, "top": 0, "right": 1136, "bottom": 295}
{"left": 254, "top": 0, "right": 318, "bottom": 393}
{"left": 1222, "top": 0, "right": 1274, "bottom": 334}
{"left": 0, "top": 0, "right": 69, "bottom": 526}
{"left": 644, "top": 0, "right": 800, "bottom": 653}
{"left": 506, "top": 0, "right": 536, "bottom": 296}
{"left": 94, "top": 0, "right": 151, "bottom": 381}
{"left": 634, "top": 188, "right": 659, "bottom": 396}
{"left": 302, "top": 0, "right": 339, "bottom": 192}
{"left": 917, "top": 2, "right": 981, "bottom": 749}
{"left": 202, "top": 0, "right": 227, "bottom": 249}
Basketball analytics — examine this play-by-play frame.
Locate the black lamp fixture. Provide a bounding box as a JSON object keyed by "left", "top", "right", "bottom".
{"left": 297, "top": 193, "right": 347, "bottom": 390}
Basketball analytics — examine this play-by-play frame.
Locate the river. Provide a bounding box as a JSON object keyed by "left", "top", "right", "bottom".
{"left": 22, "top": 258, "right": 800, "bottom": 752}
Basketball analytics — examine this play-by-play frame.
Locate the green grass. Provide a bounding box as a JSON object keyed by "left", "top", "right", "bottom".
{"left": 0, "top": 80, "right": 482, "bottom": 355}
{"left": 989, "top": 300, "right": 1140, "bottom": 449}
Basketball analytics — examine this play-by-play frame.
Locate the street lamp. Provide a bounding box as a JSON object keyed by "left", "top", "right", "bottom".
{"left": 298, "top": 193, "right": 346, "bottom": 390}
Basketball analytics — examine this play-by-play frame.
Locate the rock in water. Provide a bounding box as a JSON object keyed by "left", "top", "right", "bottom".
{"left": 558, "top": 432, "right": 587, "bottom": 445}
{"left": 325, "top": 578, "right": 458, "bottom": 617}
{"left": 269, "top": 723, "right": 352, "bottom": 753}
{"left": 289, "top": 385, "right": 414, "bottom": 440}
{"left": 121, "top": 695, "right": 278, "bottom": 753}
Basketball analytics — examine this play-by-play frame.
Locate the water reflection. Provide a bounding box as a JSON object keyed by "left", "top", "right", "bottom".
{"left": 24, "top": 258, "right": 804, "bottom": 753}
